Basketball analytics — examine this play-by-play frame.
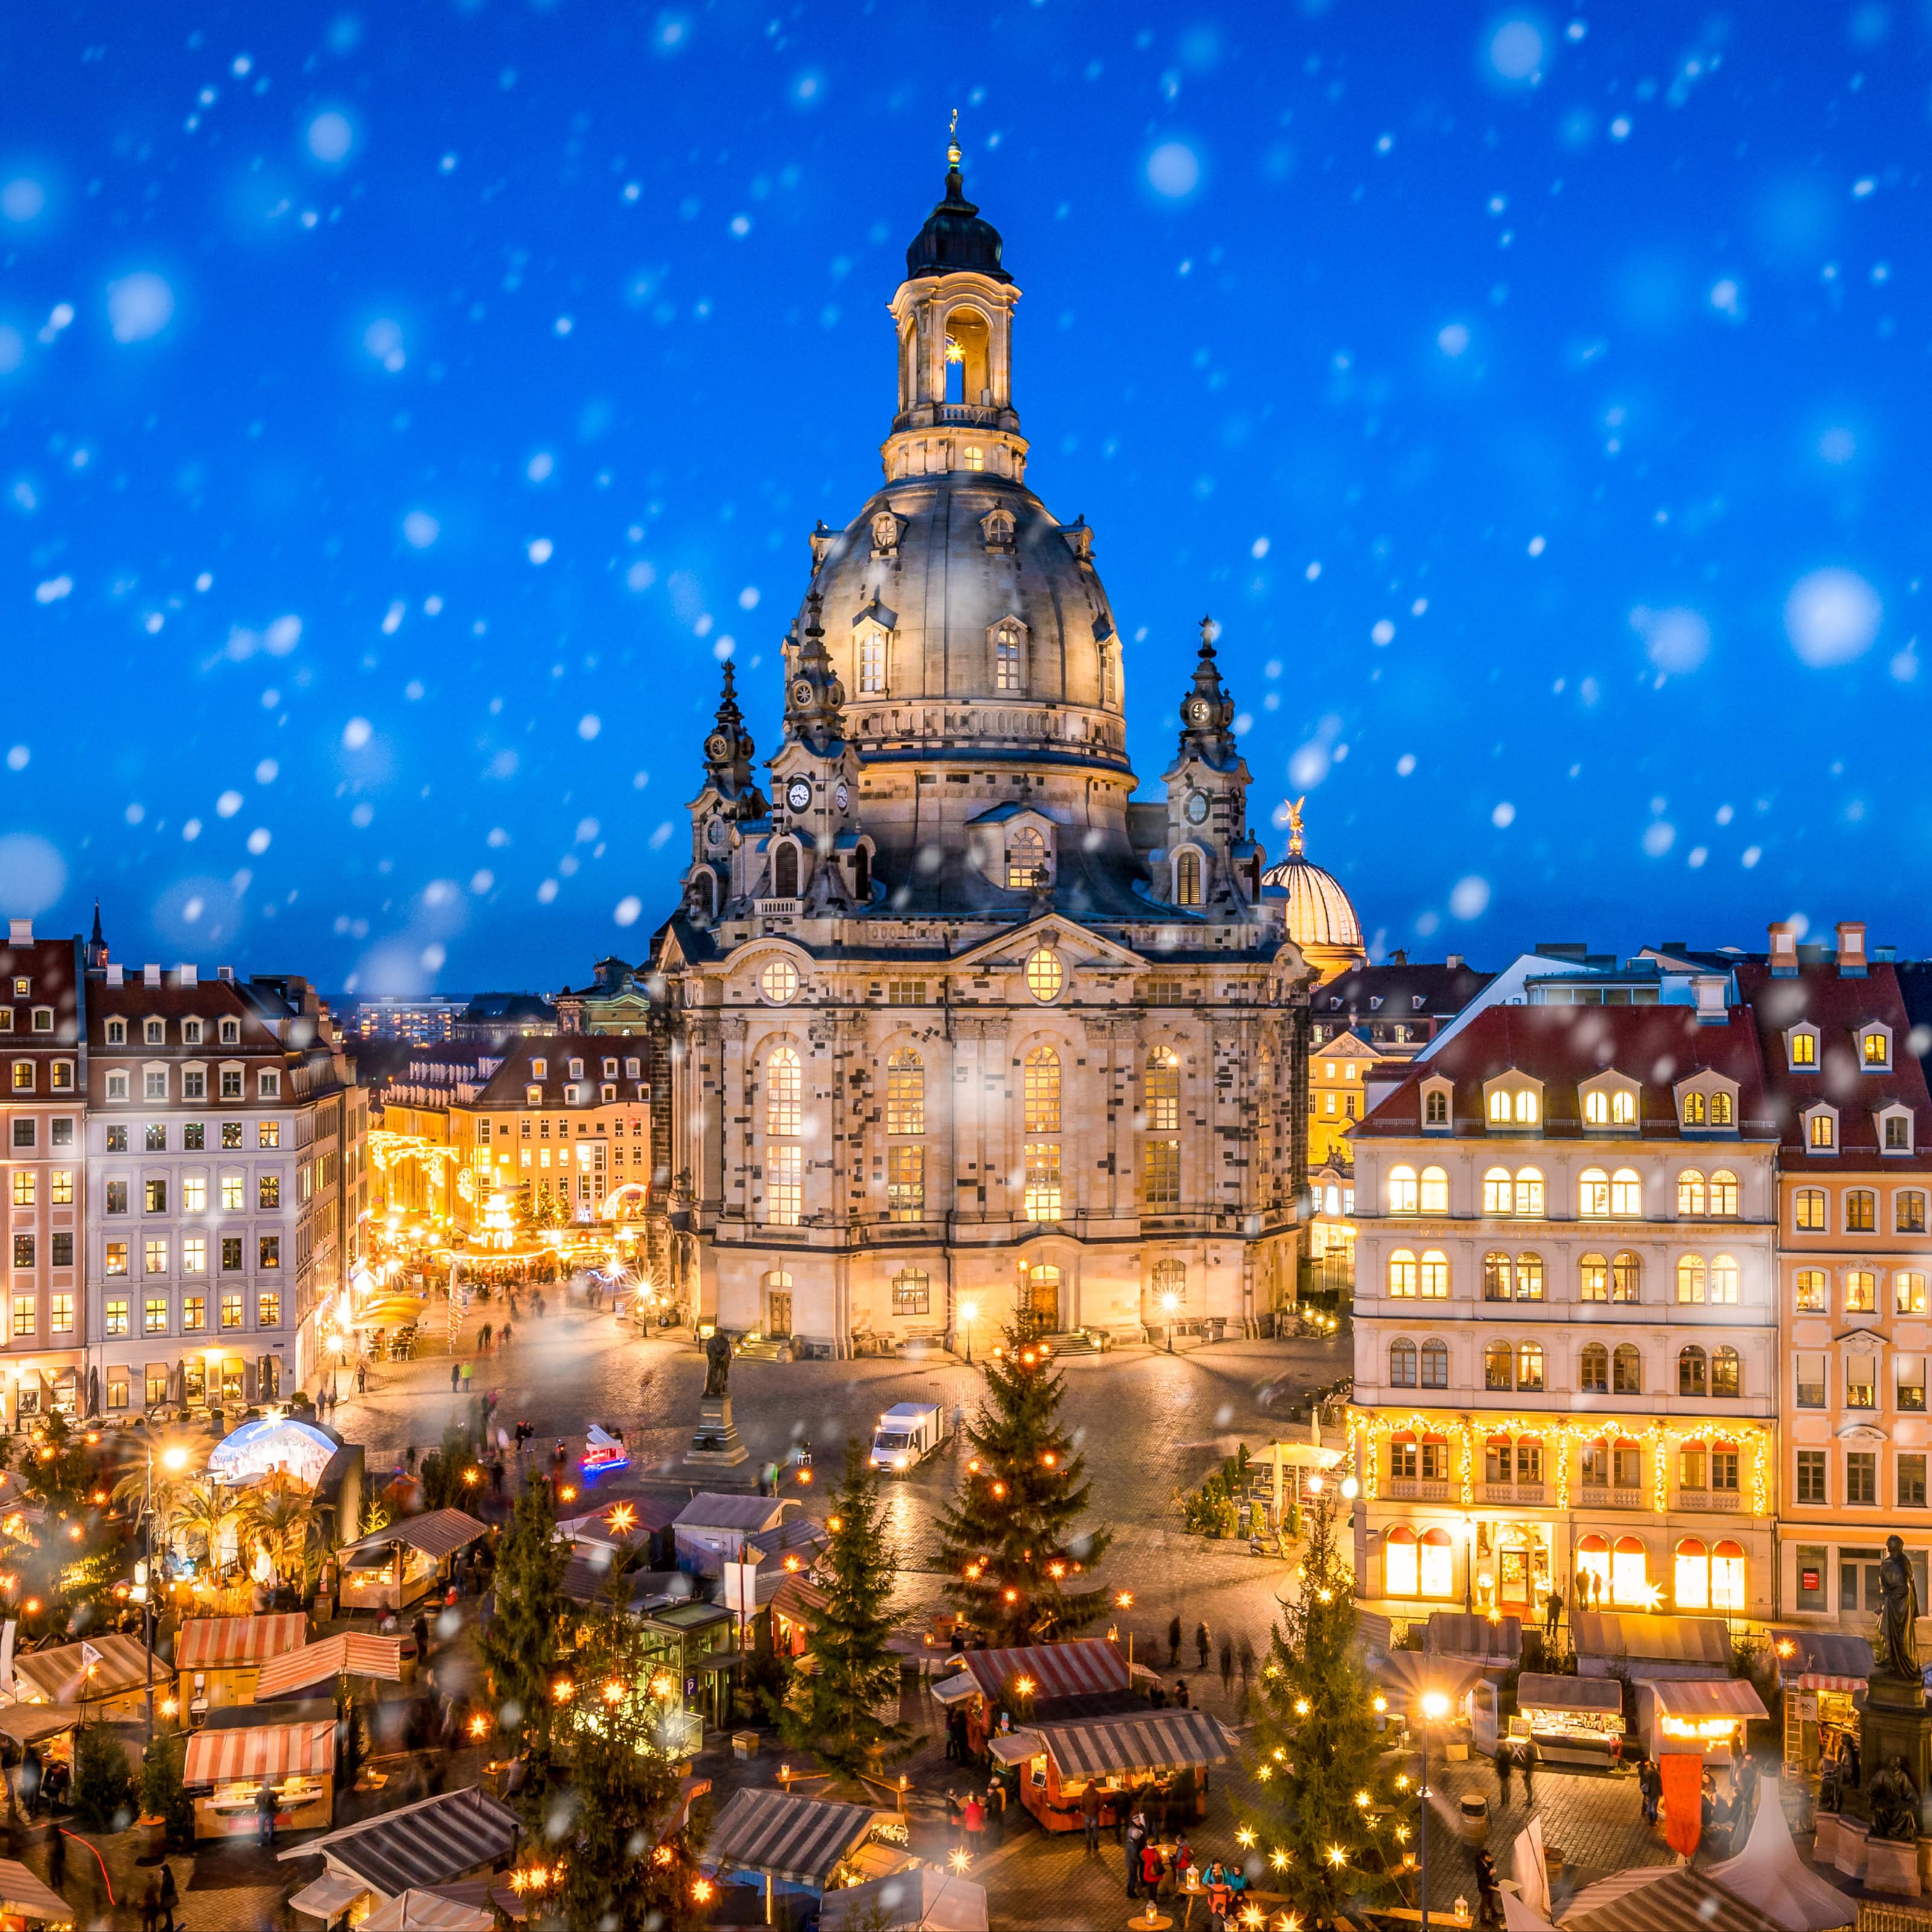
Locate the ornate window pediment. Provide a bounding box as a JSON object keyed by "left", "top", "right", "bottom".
{"left": 870, "top": 509, "right": 909, "bottom": 559}
{"left": 980, "top": 506, "right": 1016, "bottom": 553}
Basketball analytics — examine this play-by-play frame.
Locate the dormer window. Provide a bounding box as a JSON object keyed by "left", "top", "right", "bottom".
{"left": 1006, "top": 826, "right": 1050, "bottom": 891}
{"left": 1861, "top": 1025, "right": 1892, "bottom": 1070}
{"left": 1804, "top": 1104, "right": 1838, "bottom": 1153}
{"left": 602, "top": 1059, "right": 618, "bottom": 1077}
{"left": 991, "top": 617, "right": 1026, "bottom": 692}
{"left": 1484, "top": 1078, "right": 1541, "bottom": 1129}
{"left": 601, "top": 1082, "right": 617, "bottom": 1102}
{"left": 526, "top": 1085, "right": 543, "bottom": 1107}
{"left": 1582, "top": 1084, "right": 1638, "bottom": 1128}
{"left": 1676, "top": 1072, "right": 1740, "bottom": 1135}
{"left": 30, "top": 1007, "right": 52, "bottom": 1034}
{"left": 105, "top": 1019, "right": 127, "bottom": 1046}
{"left": 219, "top": 1019, "right": 240, "bottom": 1045}
{"left": 531, "top": 1059, "right": 547, "bottom": 1080}
{"left": 1412, "top": 995, "right": 1425, "bottom": 1011}
{"left": 568, "top": 1059, "right": 585, "bottom": 1080}
{"left": 183, "top": 1019, "right": 203, "bottom": 1046}
{"left": 145, "top": 1018, "right": 165, "bottom": 1045}
{"left": 1878, "top": 1104, "right": 1915, "bottom": 1156}
{"left": 1421, "top": 1078, "right": 1452, "bottom": 1132}
{"left": 857, "top": 623, "right": 890, "bottom": 695}
{"left": 1787, "top": 1026, "right": 1819, "bottom": 1070}
{"left": 1370, "top": 996, "right": 1383, "bottom": 1013}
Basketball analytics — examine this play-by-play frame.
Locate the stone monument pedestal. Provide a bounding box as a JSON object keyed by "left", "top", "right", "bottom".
{"left": 1857, "top": 1676, "right": 1932, "bottom": 1839}
{"left": 1833, "top": 1816, "right": 1869, "bottom": 1881}
{"left": 684, "top": 1394, "right": 749, "bottom": 1468}
{"left": 1867, "top": 1836, "right": 1923, "bottom": 1898}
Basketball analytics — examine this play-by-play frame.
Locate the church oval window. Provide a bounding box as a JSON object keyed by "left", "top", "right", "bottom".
{"left": 1024, "top": 946, "right": 1065, "bottom": 1003}
{"left": 758, "top": 958, "right": 801, "bottom": 1005}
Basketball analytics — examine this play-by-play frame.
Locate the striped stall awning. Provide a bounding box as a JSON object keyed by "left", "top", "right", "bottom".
{"left": 280, "top": 1786, "right": 520, "bottom": 1896}
{"left": 1640, "top": 1676, "right": 1767, "bottom": 1721}
{"left": 183, "top": 1720, "right": 336, "bottom": 1786}
{"left": 1770, "top": 1627, "right": 1873, "bottom": 1691}
{"left": 13, "top": 1632, "right": 165, "bottom": 1704}
{"left": 255, "top": 1634, "right": 405, "bottom": 1702}
{"left": 705, "top": 1789, "right": 879, "bottom": 1889}
{"left": 176, "top": 1614, "right": 310, "bottom": 1672}
{"left": 1034, "top": 1708, "right": 1238, "bottom": 1779}
{"left": 1562, "top": 1865, "right": 1789, "bottom": 1932}
{"left": 958, "top": 1639, "right": 1128, "bottom": 1705}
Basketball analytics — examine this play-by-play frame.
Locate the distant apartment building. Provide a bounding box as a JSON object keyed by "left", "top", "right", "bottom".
{"left": 83, "top": 957, "right": 362, "bottom": 1406}
{"left": 0, "top": 919, "right": 88, "bottom": 1423}
{"left": 347, "top": 995, "right": 467, "bottom": 1045}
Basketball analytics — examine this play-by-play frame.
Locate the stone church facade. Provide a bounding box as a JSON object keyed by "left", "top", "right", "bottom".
{"left": 643, "top": 145, "right": 1318, "bottom": 1356}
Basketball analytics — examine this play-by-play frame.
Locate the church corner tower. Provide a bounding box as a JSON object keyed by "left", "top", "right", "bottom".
{"left": 647, "top": 140, "right": 1317, "bottom": 1359}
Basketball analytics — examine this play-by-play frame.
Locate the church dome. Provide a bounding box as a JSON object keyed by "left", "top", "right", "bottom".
{"left": 1263, "top": 802, "right": 1365, "bottom": 965}
{"left": 798, "top": 474, "right": 1125, "bottom": 768}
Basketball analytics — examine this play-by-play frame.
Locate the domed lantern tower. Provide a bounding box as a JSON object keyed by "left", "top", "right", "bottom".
{"left": 648, "top": 142, "right": 1321, "bottom": 1358}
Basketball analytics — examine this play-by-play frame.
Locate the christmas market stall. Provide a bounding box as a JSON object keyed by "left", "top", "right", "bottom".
{"left": 10, "top": 1632, "right": 166, "bottom": 1723}
{"left": 280, "top": 1786, "right": 520, "bottom": 1924}
{"left": 989, "top": 1706, "right": 1238, "bottom": 1834}
{"left": 1634, "top": 1675, "right": 1767, "bottom": 1765}
{"left": 703, "top": 1788, "right": 883, "bottom": 1923}
{"left": 1472, "top": 1673, "right": 1626, "bottom": 1769}
{"left": 0, "top": 1857, "right": 75, "bottom": 1928}
{"left": 175, "top": 1613, "right": 309, "bottom": 1720}
{"left": 819, "top": 1868, "right": 990, "bottom": 1932}
{"left": 337, "top": 1509, "right": 488, "bottom": 1611}
{"left": 183, "top": 1717, "right": 336, "bottom": 1840}
{"left": 253, "top": 1632, "right": 407, "bottom": 1704}
{"left": 1769, "top": 1628, "right": 1872, "bottom": 1782}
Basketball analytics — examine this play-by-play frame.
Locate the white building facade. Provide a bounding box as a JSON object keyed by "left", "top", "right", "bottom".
{"left": 1349, "top": 1001, "right": 1781, "bottom": 1623}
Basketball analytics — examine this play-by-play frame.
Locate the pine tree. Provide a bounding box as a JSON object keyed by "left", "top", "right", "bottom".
{"left": 779, "top": 1441, "right": 908, "bottom": 1773}
{"left": 936, "top": 1327, "right": 1113, "bottom": 1645}
{"left": 513, "top": 1603, "right": 709, "bottom": 1932}
{"left": 478, "top": 1470, "right": 574, "bottom": 1783}
{"left": 1238, "top": 1484, "right": 1409, "bottom": 1930}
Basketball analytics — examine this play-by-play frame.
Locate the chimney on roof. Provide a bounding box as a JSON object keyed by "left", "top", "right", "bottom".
{"left": 1836, "top": 921, "right": 1867, "bottom": 977}
{"left": 142, "top": 963, "right": 160, "bottom": 988}
{"left": 178, "top": 964, "right": 198, "bottom": 988}
{"left": 105, "top": 963, "right": 124, "bottom": 987}
{"left": 1446, "top": 954, "right": 1464, "bottom": 971}
{"left": 1768, "top": 921, "right": 1799, "bottom": 978}
{"left": 218, "top": 966, "right": 234, "bottom": 982}
{"left": 7, "top": 919, "right": 30, "bottom": 945}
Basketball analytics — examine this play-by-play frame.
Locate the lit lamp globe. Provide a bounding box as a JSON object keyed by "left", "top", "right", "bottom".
{"left": 1420, "top": 1691, "right": 1450, "bottom": 1722}
{"left": 1341, "top": 1475, "right": 1359, "bottom": 1500}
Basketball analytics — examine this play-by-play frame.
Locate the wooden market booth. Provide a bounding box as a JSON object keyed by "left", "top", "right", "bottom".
{"left": 183, "top": 1717, "right": 336, "bottom": 1840}
{"left": 989, "top": 1705, "right": 1237, "bottom": 1834}
{"left": 175, "top": 1613, "right": 309, "bottom": 1722}
{"left": 252, "top": 1632, "right": 406, "bottom": 1705}
{"left": 338, "top": 1509, "right": 488, "bottom": 1611}
{"left": 1473, "top": 1672, "right": 1626, "bottom": 1769}
{"left": 703, "top": 1788, "right": 885, "bottom": 1925}
{"left": 10, "top": 1633, "right": 166, "bottom": 1723}
{"left": 1635, "top": 1675, "right": 1768, "bottom": 1765}
{"left": 0, "top": 1857, "right": 74, "bottom": 1929}
{"left": 1769, "top": 1628, "right": 1872, "bottom": 1781}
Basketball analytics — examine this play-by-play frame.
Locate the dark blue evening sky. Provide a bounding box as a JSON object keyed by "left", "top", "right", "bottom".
{"left": 2, "top": 1, "right": 1927, "bottom": 993}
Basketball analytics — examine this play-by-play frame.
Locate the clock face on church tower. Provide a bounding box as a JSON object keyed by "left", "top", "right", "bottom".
{"left": 834, "top": 783, "right": 850, "bottom": 812}
{"left": 785, "top": 778, "right": 813, "bottom": 812}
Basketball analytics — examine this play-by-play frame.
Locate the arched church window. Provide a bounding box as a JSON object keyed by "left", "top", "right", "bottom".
{"left": 1024, "top": 1047, "right": 1061, "bottom": 1134}
{"left": 994, "top": 620, "right": 1024, "bottom": 691}
{"left": 1174, "top": 849, "right": 1202, "bottom": 907}
{"left": 1101, "top": 644, "right": 1118, "bottom": 708}
{"left": 1006, "top": 826, "right": 1048, "bottom": 889}
{"left": 886, "top": 1051, "right": 924, "bottom": 1136}
{"left": 963, "top": 445, "right": 985, "bottom": 472}
{"left": 773, "top": 842, "right": 799, "bottom": 899}
{"left": 852, "top": 846, "right": 870, "bottom": 901}
{"left": 858, "top": 629, "right": 887, "bottom": 694}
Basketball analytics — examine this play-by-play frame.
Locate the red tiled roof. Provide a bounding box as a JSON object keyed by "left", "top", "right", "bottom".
{"left": 1355, "top": 1002, "right": 1771, "bottom": 1141}
{"left": 1735, "top": 960, "right": 1932, "bottom": 1172}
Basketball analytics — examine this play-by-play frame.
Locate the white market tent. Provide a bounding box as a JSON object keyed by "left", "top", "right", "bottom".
{"left": 207, "top": 1415, "right": 339, "bottom": 1489}
{"left": 1707, "top": 1788, "right": 1858, "bottom": 1931}
{"left": 820, "top": 1868, "right": 990, "bottom": 1932}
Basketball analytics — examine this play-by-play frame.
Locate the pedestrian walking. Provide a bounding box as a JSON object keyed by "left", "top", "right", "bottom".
{"left": 1736, "top": 1749, "right": 1760, "bottom": 1822}
{"left": 501, "top": 1321, "right": 513, "bottom": 1348}
{"left": 140, "top": 1878, "right": 160, "bottom": 1932}
{"left": 945, "top": 1789, "right": 962, "bottom": 1852}
{"left": 1237, "top": 1634, "right": 1255, "bottom": 1696}
{"left": 450, "top": 1363, "right": 460, "bottom": 1394}
{"left": 1494, "top": 1739, "right": 1514, "bottom": 1807}
{"left": 1124, "top": 1808, "right": 1148, "bottom": 1899}
{"left": 1174, "top": 1678, "right": 1190, "bottom": 1709}
{"left": 1218, "top": 1635, "right": 1234, "bottom": 1700}
{"left": 480, "top": 1322, "right": 492, "bottom": 1353}
{"left": 1139, "top": 1839, "right": 1166, "bottom": 1902}
{"left": 1544, "top": 1586, "right": 1562, "bottom": 1641}
{"left": 158, "top": 1861, "right": 178, "bottom": 1932}
{"left": 1639, "top": 1757, "right": 1661, "bottom": 1826}
{"left": 984, "top": 1775, "right": 1004, "bottom": 1847}
{"left": 1474, "top": 1849, "right": 1504, "bottom": 1930}
{"left": 1194, "top": 1620, "right": 1210, "bottom": 1671}
{"left": 1167, "top": 1615, "right": 1182, "bottom": 1667}
{"left": 46, "top": 1826, "right": 65, "bottom": 1896}
{"left": 1080, "top": 1776, "right": 1103, "bottom": 1854}
{"left": 1519, "top": 1734, "right": 1538, "bottom": 1806}
{"left": 961, "top": 1789, "right": 984, "bottom": 1858}
{"left": 356, "top": 1360, "right": 367, "bottom": 1394}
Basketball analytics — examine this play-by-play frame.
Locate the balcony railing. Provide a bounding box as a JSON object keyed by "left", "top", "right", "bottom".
{"left": 1676, "top": 1488, "right": 1743, "bottom": 1511}
{"left": 1482, "top": 1483, "right": 1547, "bottom": 1506}
{"left": 1388, "top": 1478, "right": 1455, "bottom": 1502}
{"left": 934, "top": 403, "right": 1001, "bottom": 426}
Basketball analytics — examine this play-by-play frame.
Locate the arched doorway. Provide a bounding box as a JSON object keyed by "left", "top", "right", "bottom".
{"left": 1017, "top": 1263, "right": 1060, "bottom": 1338}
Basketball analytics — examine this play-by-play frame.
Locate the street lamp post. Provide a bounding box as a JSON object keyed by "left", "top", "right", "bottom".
{"left": 958, "top": 1299, "right": 977, "bottom": 1366}
{"left": 143, "top": 1443, "right": 189, "bottom": 1740}
{"left": 1160, "top": 1291, "right": 1179, "bottom": 1354}
{"left": 1418, "top": 1689, "right": 1449, "bottom": 1932}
